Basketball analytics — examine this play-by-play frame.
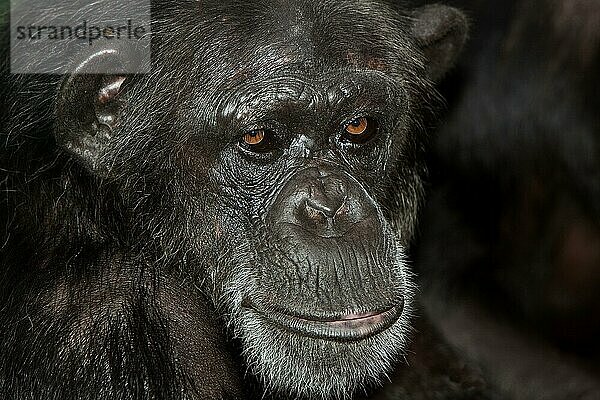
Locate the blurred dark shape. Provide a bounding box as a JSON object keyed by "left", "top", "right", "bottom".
{"left": 413, "top": 0, "right": 600, "bottom": 398}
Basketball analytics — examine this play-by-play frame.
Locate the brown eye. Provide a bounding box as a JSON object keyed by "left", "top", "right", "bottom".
{"left": 345, "top": 117, "right": 368, "bottom": 135}
{"left": 243, "top": 129, "right": 265, "bottom": 146}
{"left": 240, "top": 128, "right": 277, "bottom": 154}
{"left": 342, "top": 116, "right": 378, "bottom": 144}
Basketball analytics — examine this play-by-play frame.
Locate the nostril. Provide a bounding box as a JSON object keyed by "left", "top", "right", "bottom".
{"left": 305, "top": 200, "right": 332, "bottom": 222}
{"left": 334, "top": 196, "right": 349, "bottom": 217}
{"left": 294, "top": 175, "right": 354, "bottom": 232}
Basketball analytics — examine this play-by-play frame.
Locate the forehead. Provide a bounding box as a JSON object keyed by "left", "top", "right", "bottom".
{"left": 162, "top": 0, "right": 415, "bottom": 78}
{"left": 156, "top": 0, "right": 419, "bottom": 128}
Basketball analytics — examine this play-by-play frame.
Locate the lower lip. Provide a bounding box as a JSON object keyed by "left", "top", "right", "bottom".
{"left": 248, "top": 302, "right": 403, "bottom": 342}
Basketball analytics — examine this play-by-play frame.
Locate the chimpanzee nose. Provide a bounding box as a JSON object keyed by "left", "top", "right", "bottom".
{"left": 305, "top": 196, "right": 342, "bottom": 219}
{"left": 267, "top": 166, "right": 380, "bottom": 239}
{"left": 302, "top": 189, "right": 347, "bottom": 228}
{"left": 294, "top": 170, "right": 358, "bottom": 237}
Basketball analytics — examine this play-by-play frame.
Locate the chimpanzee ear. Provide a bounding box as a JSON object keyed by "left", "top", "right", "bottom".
{"left": 411, "top": 4, "right": 468, "bottom": 82}
{"left": 55, "top": 49, "right": 129, "bottom": 176}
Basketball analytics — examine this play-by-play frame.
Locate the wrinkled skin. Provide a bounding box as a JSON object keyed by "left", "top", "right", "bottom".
{"left": 0, "top": 1, "right": 479, "bottom": 399}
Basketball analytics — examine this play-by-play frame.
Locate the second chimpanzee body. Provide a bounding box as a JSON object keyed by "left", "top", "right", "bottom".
{"left": 0, "top": 1, "right": 494, "bottom": 399}
{"left": 413, "top": 0, "right": 600, "bottom": 399}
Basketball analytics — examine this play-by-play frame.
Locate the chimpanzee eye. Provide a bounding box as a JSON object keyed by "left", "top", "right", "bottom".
{"left": 342, "top": 116, "right": 379, "bottom": 144}
{"left": 244, "top": 129, "right": 265, "bottom": 145}
{"left": 240, "top": 128, "right": 276, "bottom": 153}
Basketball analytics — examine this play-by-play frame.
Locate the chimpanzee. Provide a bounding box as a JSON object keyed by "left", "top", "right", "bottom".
{"left": 0, "top": 1, "right": 495, "bottom": 399}
{"left": 413, "top": 0, "right": 600, "bottom": 398}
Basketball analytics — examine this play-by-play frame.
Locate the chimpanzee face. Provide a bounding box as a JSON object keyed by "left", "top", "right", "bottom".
{"left": 200, "top": 69, "right": 417, "bottom": 398}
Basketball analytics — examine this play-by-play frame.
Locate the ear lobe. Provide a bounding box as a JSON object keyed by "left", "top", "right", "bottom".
{"left": 412, "top": 4, "right": 468, "bottom": 82}
{"left": 55, "top": 50, "right": 128, "bottom": 176}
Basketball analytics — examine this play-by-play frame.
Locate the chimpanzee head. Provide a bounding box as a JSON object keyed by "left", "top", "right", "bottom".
{"left": 35, "top": 1, "right": 467, "bottom": 398}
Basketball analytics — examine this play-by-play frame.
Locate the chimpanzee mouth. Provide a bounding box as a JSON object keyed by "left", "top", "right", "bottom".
{"left": 244, "top": 300, "right": 404, "bottom": 341}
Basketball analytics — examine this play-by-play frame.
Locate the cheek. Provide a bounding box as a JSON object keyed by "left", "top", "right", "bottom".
{"left": 219, "top": 148, "right": 276, "bottom": 189}
{"left": 186, "top": 206, "right": 260, "bottom": 309}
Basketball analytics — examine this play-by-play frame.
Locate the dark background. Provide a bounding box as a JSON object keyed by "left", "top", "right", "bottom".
{"left": 408, "top": 1, "right": 599, "bottom": 398}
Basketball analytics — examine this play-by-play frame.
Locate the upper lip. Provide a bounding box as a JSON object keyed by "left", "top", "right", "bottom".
{"left": 281, "top": 221, "right": 353, "bottom": 239}
{"left": 244, "top": 300, "right": 403, "bottom": 342}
